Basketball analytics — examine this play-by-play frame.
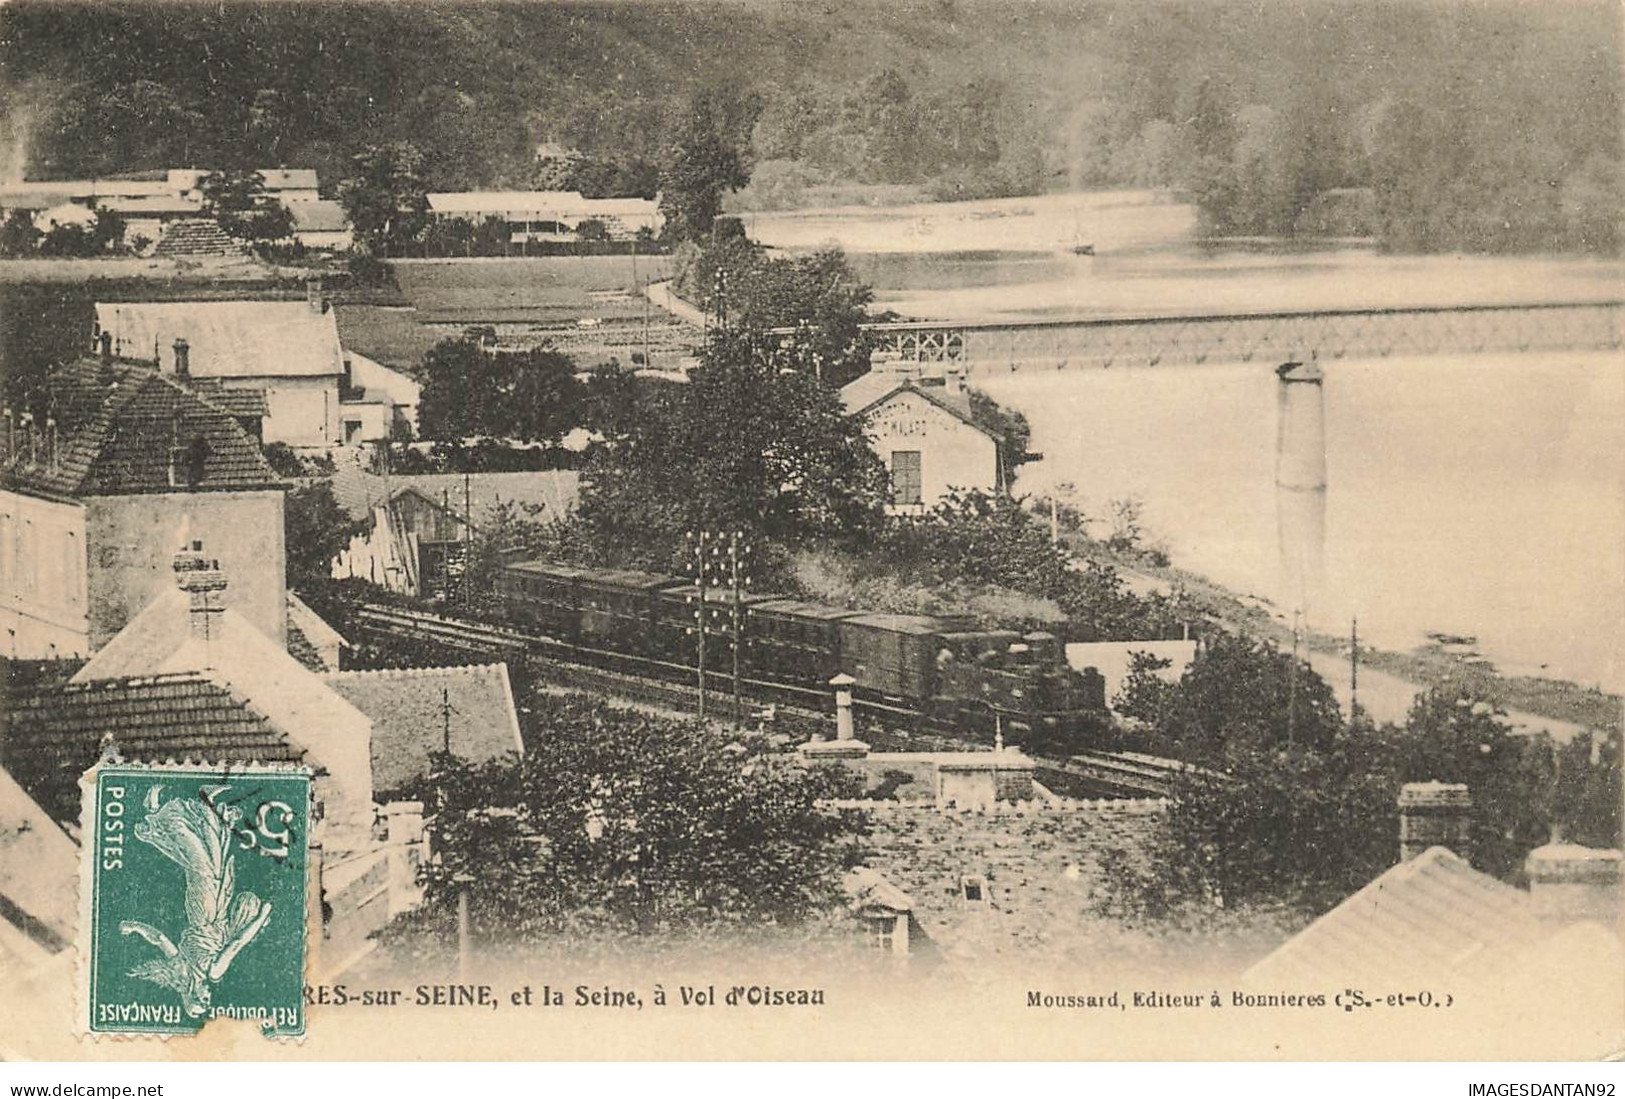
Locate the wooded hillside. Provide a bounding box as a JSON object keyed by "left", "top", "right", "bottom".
{"left": 0, "top": 0, "right": 1618, "bottom": 252}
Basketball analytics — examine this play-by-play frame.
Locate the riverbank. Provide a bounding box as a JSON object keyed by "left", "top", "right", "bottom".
{"left": 1060, "top": 527, "right": 1619, "bottom": 737}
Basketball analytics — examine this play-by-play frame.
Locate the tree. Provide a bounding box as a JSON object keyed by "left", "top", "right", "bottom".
{"left": 967, "top": 388, "right": 1032, "bottom": 484}
{"left": 285, "top": 480, "right": 365, "bottom": 592}
{"left": 1162, "top": 734, "right": 1400, "bottom": 913}
{"left": 1115, "top": 650, "right": 1176, "bottom": 724}
{"left": 417, "top": 329, "right": 586, "bottom": 444}
{"left": 337, "top": 143, "right": 430, "bottom": 255}
{"left": 658, "top": 92, "right": 754, "bottom": 243}
{"left": 36, "top": 221, "right": 98, "bottom": 258}
{"left": 873, "top": 488, "right": 1184, "bottom": 643}
{"left": 198, "top": 170, "right": 294, "bottom": 244}
{"left": 578, "top": 329, "right": 890, "bottom": 568}
{"left": 1144, "top": 681, "right": 1621, "bottom": 919}
{"left": 680, "top": 240, "right": 875, "bottom": 388}
{"left": 397, "top": 692, "right": 864, "bottom": 940}
{"left": 0, "top": 209, "right": 41, "bottom": 256}
{"left": 1151, "top": 632, "right": 1343, "bottom": 757}
{"left": 89, "top": 207, "right": 128, "bottom": 254}
{"left": 1395, "top": 686, "right": 1621, "bottom": 880}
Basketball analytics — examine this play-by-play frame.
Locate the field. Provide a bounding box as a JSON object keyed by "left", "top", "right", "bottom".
{"left": 390, "top": 256, "right": 685, "bottom": 325}
{"left": 385, "top": 257, "right": 701, "bottom": 371}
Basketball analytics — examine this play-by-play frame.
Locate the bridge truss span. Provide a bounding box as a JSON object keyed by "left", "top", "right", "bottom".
{"left": 863, "top": 300, "right": 1624, "bottom": 372}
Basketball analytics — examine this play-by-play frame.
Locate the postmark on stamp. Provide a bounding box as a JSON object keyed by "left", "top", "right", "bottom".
{"left": 81, "top": 762, "right": 311, "bottom": 1038}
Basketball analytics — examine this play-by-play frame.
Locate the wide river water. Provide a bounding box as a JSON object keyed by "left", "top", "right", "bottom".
{"left": 747, "top": 191, "right": 1625, "bottom": 694}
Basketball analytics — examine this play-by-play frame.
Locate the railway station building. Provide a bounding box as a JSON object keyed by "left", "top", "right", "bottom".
{"left": 841, "top": 361, "right": 1002, "bottom": 511}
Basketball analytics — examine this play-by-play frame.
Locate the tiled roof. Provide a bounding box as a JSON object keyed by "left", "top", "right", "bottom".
{"left": 95, "top": 300, "right": 343, "bottom": 380}
{"left": 285, "top": 593, "right": 347, "bottom": 674}
{"left": 839, "top": 373, "right": 992, "bottom": 437}
{"left": 0, "top": 672, "right": 302, "bottom": 827}
{"left": 101, "top": 195, "right": 205, "bottom": 217}
{"left": 1242, "top": 847, "right": 1546, "bottom": 987}
{"left": 153, "top": 218, "right": 245, "bottom": 257}
{"left": 328, "top": 463, "right": 580, "bottom": 526}
{"left": 428, "top": 190, "right": 585, "bottom": 215}
{"left": 184, "top": 378, "right": 270, "bottom": 420}
{"left": 288, "top": 594, "right": 348, "bottom": 649}
{"left": 285, "top": 619, "right": 327, "bottom": 673}
{"left": 322, "top": 663, "right": 524, "bottom": 797}
{"left": 258, "top": 168, "right": 320, "bottom": 191}
{"left": 2, "top": 360, "right": 282, "bottom": 497}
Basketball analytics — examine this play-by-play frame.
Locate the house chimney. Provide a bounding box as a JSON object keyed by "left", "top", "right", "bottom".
{"left": 1398, "top": 781, "right": 1472, "bottom": 862}
{"left": 306, "top": 277, "right": 324, "bottom": 313}
{"left": 1526, "top": 841, "right": 1623, "bottom": 928}
{"left": 799, "top": 673, "right": 870, "bottom": 758}
{"left": 172, "top": 337, "right": 190, "bottom": 380}
{"left": 172, "top": 539, "right": 227, "bottom": 643}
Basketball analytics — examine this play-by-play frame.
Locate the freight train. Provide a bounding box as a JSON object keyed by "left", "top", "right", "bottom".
{"left": 494, "top": 559, "right": 1109, "bottom": 750}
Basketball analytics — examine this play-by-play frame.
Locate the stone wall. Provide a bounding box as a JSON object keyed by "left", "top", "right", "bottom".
{"left": 853, "top": 797, "right": 1170, "bottom": 962}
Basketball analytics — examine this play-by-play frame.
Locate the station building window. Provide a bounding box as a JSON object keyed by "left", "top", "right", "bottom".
{"left": 890, "top": 450, "right": 922, "bottom": 506}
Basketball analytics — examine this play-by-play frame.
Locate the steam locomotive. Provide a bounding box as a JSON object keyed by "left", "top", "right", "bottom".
{"left": 494, "top": 559, "right": 1109, "bottom": 749}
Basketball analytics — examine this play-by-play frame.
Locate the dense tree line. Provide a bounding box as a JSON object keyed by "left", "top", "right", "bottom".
{"left": 2, "top": 1, "right": 1614, "bottom": 254}
{"left": 1108, "top": 647, "right": 1622, "bottom": 916}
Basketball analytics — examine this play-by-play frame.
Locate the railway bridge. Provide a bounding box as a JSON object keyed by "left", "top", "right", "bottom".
{"left": 860, "top": 299, "right": 1623, "bottom": 371}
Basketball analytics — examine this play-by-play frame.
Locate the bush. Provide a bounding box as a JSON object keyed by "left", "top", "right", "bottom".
{"left": 347, "top": 252, "right": 396, "bottom": 288}
{"left": 394, "top": 692, "right": 867, "bottom": 940}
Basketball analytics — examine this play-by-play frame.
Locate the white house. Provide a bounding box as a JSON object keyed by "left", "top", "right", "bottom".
{"left": 425, "top": 190, "right": 663, "bottom": 242}
{"left": 342, "top": 350, "right": 421, "bottom": 442}
{"left": 840, "top": 363, "right": 1002, "bottom": 511}
{"left": 94, "top": 286, "right": 414, "bottom": 448}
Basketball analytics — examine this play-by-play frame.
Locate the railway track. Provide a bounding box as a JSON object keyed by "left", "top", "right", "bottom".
{"left": 352, "top": 602, "right": 1196, "bottom": 797}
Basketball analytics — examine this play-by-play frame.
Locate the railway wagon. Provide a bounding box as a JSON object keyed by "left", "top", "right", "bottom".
{"left": 496, "top": 561, "right": 592, "bottom": 641}
{"left": 746, "top": 599, "right": 862, "bottom": 685}
{"left": 576, "top": 568, "right": 678, "bottom": 653}
{"left": 651, "top": 583, "right": 776, "bottom": 663}
{"left": 493, "top": 558, "right": 1112, "bottom": 750}
{"left": 837, "top": 613, "right": 950, "bottom": 700}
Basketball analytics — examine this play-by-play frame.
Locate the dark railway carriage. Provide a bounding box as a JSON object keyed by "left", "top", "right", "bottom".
{"left": 496, "top": 561, "right": 591, "bottom": 640}
{"left": 576, "top": 569, "right": 678, "bottom": 654}
{"left": 837, "top": 613, "right": 950, "bottom": 700}
{"left": 651, "top": 583, "right": 777, "bottom": 664}
{"left": 747, "top": 599, "right": 862, "bottom": 684}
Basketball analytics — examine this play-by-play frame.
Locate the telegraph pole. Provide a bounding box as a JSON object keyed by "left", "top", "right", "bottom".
{"left": 1350, "top": 615, "right": 1360, "bottom": 720}
{"left": 462, "top": 469, "right": 473, "bottom": 607}
{"left": 1288, "top": 608, "right": 1301, "bottom": 746}
{"left": 729, "top": 532, "right": 748, "bottom": 726}
{"left": 689, "top": 530, "right": 751, "bottom": 724}
{"left": 690, "top": 531, "right": 709, "bottom": 719}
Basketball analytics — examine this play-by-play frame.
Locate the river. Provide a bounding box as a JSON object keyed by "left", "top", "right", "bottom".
{"left": 748, "top": 191, "right": 1625, "bottom": 695}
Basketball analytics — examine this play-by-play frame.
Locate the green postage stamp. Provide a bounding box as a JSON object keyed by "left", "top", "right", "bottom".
{"left": 81, "top": 762, "right": 312, "bottom": 1038}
